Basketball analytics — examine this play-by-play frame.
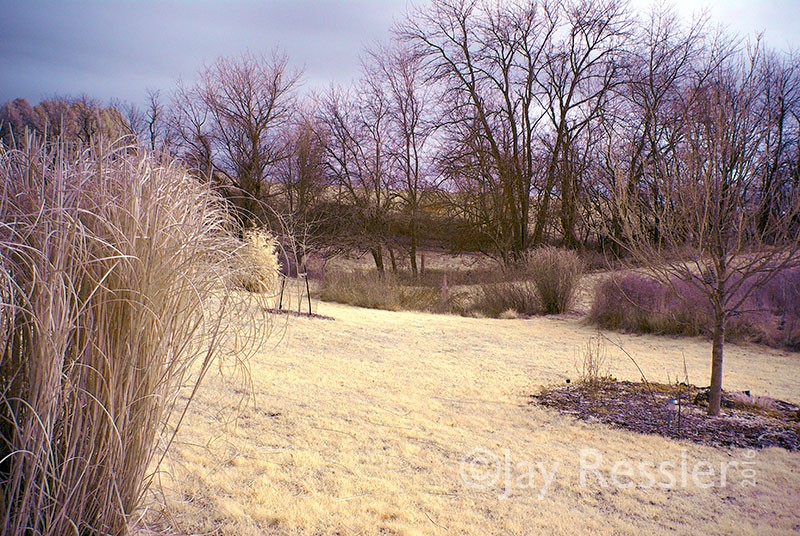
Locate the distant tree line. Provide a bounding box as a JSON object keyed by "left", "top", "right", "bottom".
{"left": 3, "top": 0, "right": 799, "bottom": 275}
{"left": 0, "top": 95, "right": 131, "bottom": 149}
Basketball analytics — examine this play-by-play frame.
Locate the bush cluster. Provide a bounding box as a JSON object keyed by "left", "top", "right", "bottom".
{"left": 321, "top": 247, "right": 583, "bottom": 319}
{"left": 589, "top": 271, "right": 800, "bottom": 350}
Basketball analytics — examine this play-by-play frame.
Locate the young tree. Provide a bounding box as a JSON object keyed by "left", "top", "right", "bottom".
{"left": 613, "top": 40, "right": 800, "bottom": 416}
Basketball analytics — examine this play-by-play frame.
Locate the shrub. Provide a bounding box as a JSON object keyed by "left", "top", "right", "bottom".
{"left": 578, "top": 334, "right": 612, "bottom": 388}
{"left": 524, "top": 247, "right": 583, "bottom": 314}
{"left": 471, "top": 282, "right": 540, "bottom": 318}
{"left": 744, "top": 267, "right": 800, "bottom": 350}
{"left": 234, "top": 229, "right": 281, "bottom": 293}
{"left": 589, "top": 270, "right": 800, "bottom": 350}
{"left": 0, "top": 141, "right": 261, "bottom": 534}
{"left": 590, "top": 274, "right": 717, "bottom": 336}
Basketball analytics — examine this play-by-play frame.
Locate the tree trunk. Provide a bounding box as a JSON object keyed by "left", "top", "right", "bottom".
{"left": 409, "top": 221, "right": 418, "bottom": 278}
{"left": 532, "top": 188, "right": 551, "bottom": 247}
{"left": 370, "top": 247, "right": 385, "bottom": 275}
{"left": 708, "top": 306, "right": 725, "bottom": 416}
{"left": 560, "top": 167, "right": 578, "bottom": 248}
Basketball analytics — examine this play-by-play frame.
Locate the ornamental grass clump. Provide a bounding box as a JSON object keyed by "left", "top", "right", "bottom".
{"left": 235, "top": 229, "right": 282, "bottom": 294}
{"left": 0, "top": 139, "right": 266, "bottom": 535}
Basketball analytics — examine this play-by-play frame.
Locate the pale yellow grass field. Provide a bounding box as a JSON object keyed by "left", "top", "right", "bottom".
{"left": 140, "top": 288, "right": 800, "bottom": 535}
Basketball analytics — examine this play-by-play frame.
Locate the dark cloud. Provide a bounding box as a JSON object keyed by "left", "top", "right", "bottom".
{"left": 0, "top": 0, "right": 416, "bottom": 105}
{"left": 0, "top": 0, "right": 795, "bottom": 107}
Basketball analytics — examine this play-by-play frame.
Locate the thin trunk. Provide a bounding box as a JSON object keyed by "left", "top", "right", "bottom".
{"left": 409, "top": 219, "right": 418, "bottom": 277}
{"left": 533, "top": 178, "right": 554, "bottom": 247}
{"left": 708, "top": 305, "right": 725, "bottom": 416}
{"left": 560, "top": 167, "right": 578, "bottom": 248}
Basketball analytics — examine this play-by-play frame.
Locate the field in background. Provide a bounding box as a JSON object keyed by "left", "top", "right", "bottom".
{"left": 137, "top": 286, "right": 800, "bottom": 535}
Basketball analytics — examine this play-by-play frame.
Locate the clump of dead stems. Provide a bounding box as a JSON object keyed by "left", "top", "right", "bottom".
{"left": 0, "top": 138, "right": 270, "bottom": 534}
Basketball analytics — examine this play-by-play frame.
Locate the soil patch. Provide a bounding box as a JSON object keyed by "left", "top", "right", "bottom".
{"left": 533, "top": 380, "right": 800, "bottom": 450}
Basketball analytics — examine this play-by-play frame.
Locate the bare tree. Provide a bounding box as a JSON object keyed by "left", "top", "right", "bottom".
{"left": 171, "top": 80, "right": 216, "bottom": 180}
{"left": 0, "top": 98, "right": 37, "bottom": 146}
{"left": 612, "top": 40, "right": 800, "bottom": 416}
{"left": 273, "top": 110, "right": 330, "bottom": 266}
{"left": 532, "top": 0, "right": 631, "bottom": 247}
{"left": 589, "top": 4, "right": 706, "bottom": 253}
{"left": 139, "top": 89, "right": 171, "bottom": 152}
{"left": 367, "top": 42, "right": 437, "bottom": 276}
{"left": 318, "top": 81, "right": 394, "bottom": 273}
{"left": 1, "top": 96, "right": 131, "bottom": 150}
{"left": 402, "top": 0, "right": 557, "bottom": 264}
{"left": 756, "top": 49, "right": 800, "bottom": 238}
{"left": 172, "top": 51, "right": 301, "bottom": 226}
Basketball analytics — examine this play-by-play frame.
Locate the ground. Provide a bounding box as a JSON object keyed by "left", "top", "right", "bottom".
{"left": 535, "top": 380, "right": 800, "bottom": 451}
{"left": 137, "top": 275, "right": 800, "bottom": 535}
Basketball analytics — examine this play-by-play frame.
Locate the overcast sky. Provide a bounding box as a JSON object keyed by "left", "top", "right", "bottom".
{"left": 0, "top": 0, "right": 797, "bottom": 107}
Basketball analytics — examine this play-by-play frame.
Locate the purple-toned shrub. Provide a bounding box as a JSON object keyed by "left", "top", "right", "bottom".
{"left": 590, "top": 268, "right": 800, "bottom": 351}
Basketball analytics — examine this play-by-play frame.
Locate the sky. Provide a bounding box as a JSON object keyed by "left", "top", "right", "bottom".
{"left": 0, "top": 0, "right": 798, "bottom": 108}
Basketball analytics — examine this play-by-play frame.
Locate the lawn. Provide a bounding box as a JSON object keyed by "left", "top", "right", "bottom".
{"left": 137, "top": 289, "right": 800, "bottom": 535}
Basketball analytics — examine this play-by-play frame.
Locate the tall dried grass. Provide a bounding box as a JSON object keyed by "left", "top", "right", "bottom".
{"left": 233, "top": 229, "right": 282, "bottom": 294}
{"left": 319, "top": 271, "right": 451, "bottom": 313}
{"left": 472, "top": 281, "right": 540, "bottom": 318}
{"left": 0, "top": 140, "right": 266, "bottom": 534}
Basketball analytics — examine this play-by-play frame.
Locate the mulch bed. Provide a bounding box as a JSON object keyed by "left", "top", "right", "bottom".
{"left": 532, "top": 380, "right": 800, "bottom": 450}
{"left": 265, "top": 308, "right": 335, "bottom": 321}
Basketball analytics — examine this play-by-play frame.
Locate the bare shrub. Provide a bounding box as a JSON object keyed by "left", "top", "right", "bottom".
{"left": 524, "top": 247, "right": 583, "bottom": 314}
{"left": 590, "top": 270, "right": 800, "bottom": 351}
{"left": 471, "top": 282, "right": 540, "bottom": 318}
{"left": 726, "top": 392, "right": 783, "bottom": 415}
{"left": 590, "top": 275, "right": 697, "bottom": 335}
{"left": 746, "top": 268, "right": 800, "bottom": 350}
{"left": 0, "top": 141, "right": 265, "bottom": 534}
{"left": 578, "top": 335, "right": 612, "bottom": 388}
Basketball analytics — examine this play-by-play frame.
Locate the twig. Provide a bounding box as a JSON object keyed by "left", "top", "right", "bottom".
{"left": 311, "top": 426, "right": 357, "bottom": 439}
{"left": 599, "top": 333, "right": 657, "bottom": 407}
{"left": 335, "top": 494, "right": 371, "bottom": 502}
{"left": 424, "top": 510, "right": 449, "bottom": 532}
